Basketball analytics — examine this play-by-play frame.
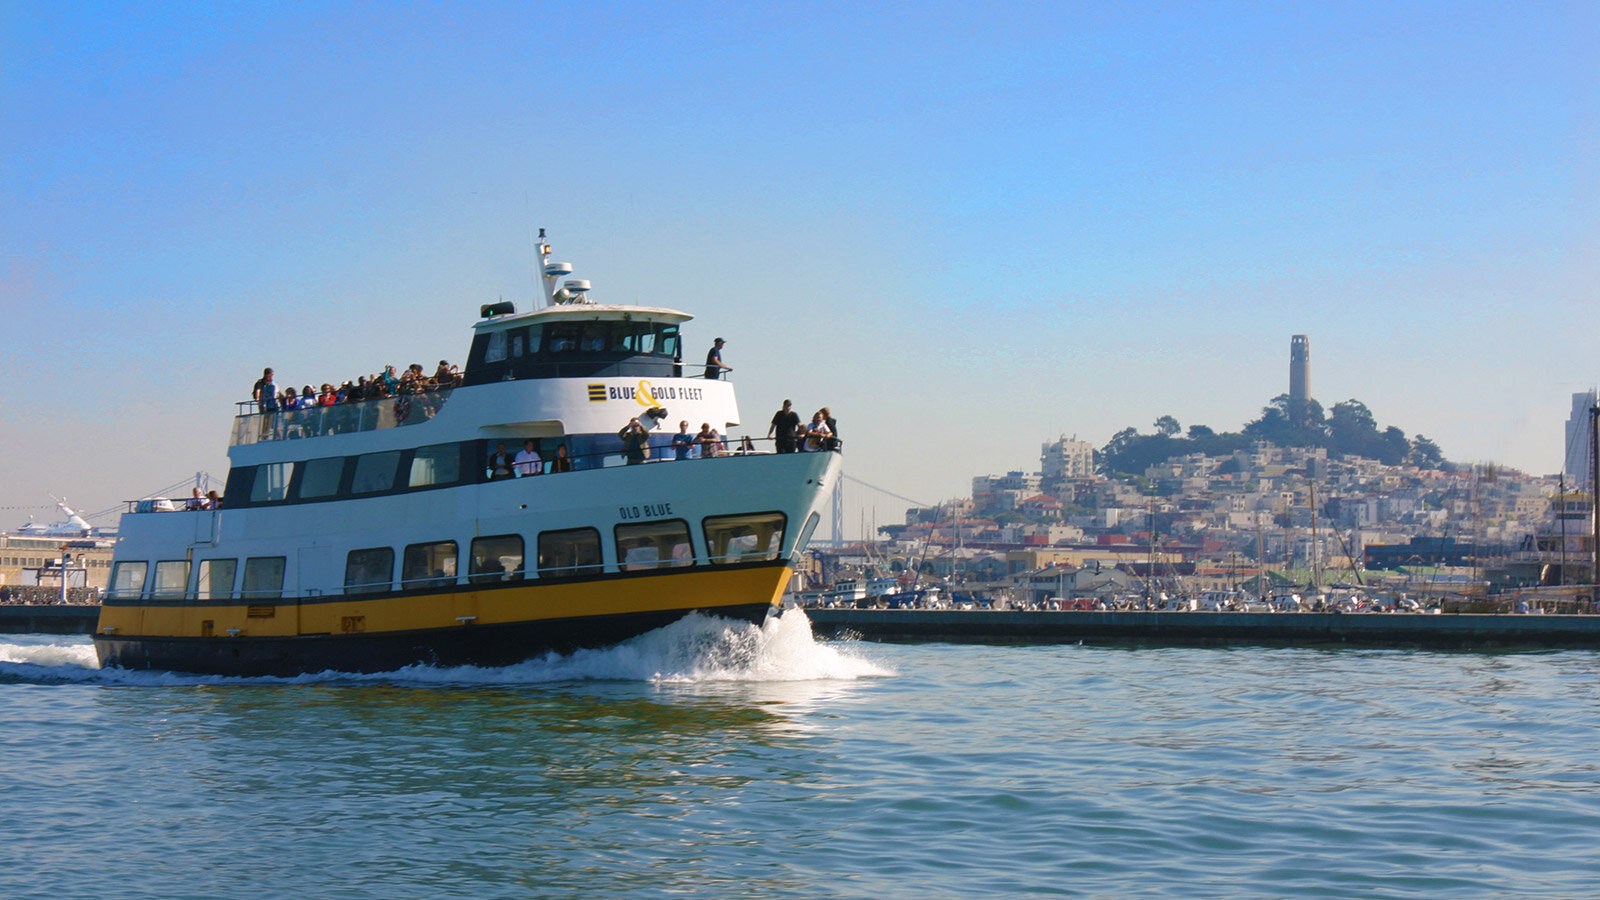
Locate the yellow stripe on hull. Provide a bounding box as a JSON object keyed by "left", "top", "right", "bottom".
{"left": 97, "top": 564, "right": 792, "bottom": 640}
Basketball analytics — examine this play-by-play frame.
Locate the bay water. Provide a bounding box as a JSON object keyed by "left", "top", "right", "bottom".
{"left": 3, "top": 612, "right": 1598, "bottom": 899}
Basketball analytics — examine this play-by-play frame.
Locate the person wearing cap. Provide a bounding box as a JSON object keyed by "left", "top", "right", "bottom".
{"left": 704, "top": 338, "right": 731, "bottom": 380}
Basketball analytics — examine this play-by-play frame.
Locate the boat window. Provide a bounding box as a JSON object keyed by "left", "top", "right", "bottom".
{"left": 485, "top": 331, "right": 507, "bottom": 363}
{"left": 300, "top": 457, "right": 345, "bottom": 499}
{"left": 656, "top": 324, "right": 680, "bottom": 358}
{"left": 578, "top": 323, "right": 607, "bottom": 352}
{"left": 250, "top": 462, "right": 295, "bottom": 503}
{"left": 526, "top": 325, "right": 542, "bottom": 354}
{"left": 151, "top": 560, "right": 190, "bottom": 599}
{"left": 537, "top": 527, "right": 603, "bottom": 577}
{"left": 614, "top": 519, "right": 694, "bottom": 571}
{"left": 793, "top": 512, "right": 822, "bottom": 560}
{"left": 344, "top": 547, "right": 394, "bottom": 595}
{"left": 547, "top": 324, "right": 580, "bottom": 352}
{"left": 468, "top": 535, "right": 524, "bottom": 584}
{"left": 702, "top": 513, "right": 787, "bottom": 564}
{"left": 510, "top": 328, "right": 526, "bottom": 359}
{"left": 352, "top": 451, "right": 401, "bottom": 494}
{"left": 108, "top": 561, "right": 148, "bottom": 600}
{"left": 241, "top": 556, "right": 286, "bottom": 600}
{"left": 611, "top": 322, "right": 641, "bottom": 352}
{"left": 402, "top": 541, "right": 458, "bottom": 590}
{"left": 196, "top": 559, "right": 237, "bottom": 600}
{"left": 409, "top": 443, "right": 461, "bottom": 488}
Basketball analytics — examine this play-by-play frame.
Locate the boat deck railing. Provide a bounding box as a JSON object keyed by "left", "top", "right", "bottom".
{"left": 231, "top": 389, "right": 454, "bottom": 447}
{"left": 124, "top": 436, "right": 842, "bottom": 514}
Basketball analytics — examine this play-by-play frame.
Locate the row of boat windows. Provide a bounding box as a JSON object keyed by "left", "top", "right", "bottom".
{"left": 227, "top": 438, "right": 634, "bottom": 508}
{"left": 478, "top": 322, "right": 681, "bottom": 365}
{"left": 105, "top": 511, "right": 799, "bottom": 601}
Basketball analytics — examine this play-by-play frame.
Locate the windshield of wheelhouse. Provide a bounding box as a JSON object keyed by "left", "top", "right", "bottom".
{"left": 464, "top": 321, "right": 682, "bottom": 384}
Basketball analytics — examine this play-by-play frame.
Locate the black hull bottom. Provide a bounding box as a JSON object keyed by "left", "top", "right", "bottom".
{"left": 94, "top": 604, "right": 774, "bottom": 677}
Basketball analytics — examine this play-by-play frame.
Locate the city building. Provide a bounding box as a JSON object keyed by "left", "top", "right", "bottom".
{"left": 1041, "top": 435, "right": 1095, "bottom": 480}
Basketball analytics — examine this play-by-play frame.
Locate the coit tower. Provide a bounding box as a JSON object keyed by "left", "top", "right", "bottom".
{"left": 1290, "top": 335, "right": 1310, "bottom": 406}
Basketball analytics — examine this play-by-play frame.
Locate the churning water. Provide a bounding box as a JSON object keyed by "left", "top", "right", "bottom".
{"left": 3, "top": 613, "right": 1598, "bottom": 898}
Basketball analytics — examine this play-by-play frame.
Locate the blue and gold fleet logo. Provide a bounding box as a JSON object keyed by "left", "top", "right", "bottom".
{"left": 587, "top": 380, "right": 707, "bottom": 404}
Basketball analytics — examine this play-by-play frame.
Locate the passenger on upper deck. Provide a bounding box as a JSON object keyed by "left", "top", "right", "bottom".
{"left": 252, "top": 368, "right": 276, "bottom": 411}
{"left": 253, "top": 368, "right": 278, "bottom": 438}
{"left": 551, "top": 443, "right": 573, "bottom": 473}
{"left": 769, "top": 400, "right": 799, "bottom": 454}
{"left": 805, "top": 412, "right": 832, "bottom": 452}
{"left": 703, "top": 338, "right": 731, "bottom": 380}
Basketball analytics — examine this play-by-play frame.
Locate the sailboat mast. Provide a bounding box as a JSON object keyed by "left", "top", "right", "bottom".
{"left": 1255, "top": 511, "right": 1266, "bottom": 602}
{"left": 1590, "top": 402, "right": 1598, "bottom": 610}
{"left": 1309, "top": 481, "right": 1319, "bottom": 594}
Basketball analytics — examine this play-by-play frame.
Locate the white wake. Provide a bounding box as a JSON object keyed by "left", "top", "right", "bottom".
{"left": 0, "top": 610, "right": 890, "bottom": 686}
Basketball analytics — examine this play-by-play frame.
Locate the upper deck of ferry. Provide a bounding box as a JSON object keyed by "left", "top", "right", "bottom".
{"left": 229, "top": 302, "right": 710, "bottom": 449}
{"left": 228, "top": 234, "right": 737, "bottom": 452}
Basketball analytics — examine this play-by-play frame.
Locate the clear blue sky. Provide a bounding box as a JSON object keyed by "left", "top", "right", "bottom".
{"left": 3, "top": 1, "right": 1596, "bottom": 535}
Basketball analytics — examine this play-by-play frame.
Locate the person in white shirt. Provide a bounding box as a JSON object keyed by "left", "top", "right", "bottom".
{"left": 513, "top": 439, "right": 543, "bottom": 476}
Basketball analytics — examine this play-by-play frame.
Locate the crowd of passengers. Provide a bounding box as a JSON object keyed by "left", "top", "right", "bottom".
{"left": 251, "top": 361, "right": 462, "bottom": 413}
{"left": 495, "top": 404, "right": 840, "bottom": 475}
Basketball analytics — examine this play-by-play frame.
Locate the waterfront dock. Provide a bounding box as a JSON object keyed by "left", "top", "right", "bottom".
{"left": 9, "top": 603, "right": 1600, "bottom": 650}
{"left": 802, "top": 608, "right": 1600, "bottom": 649}
{"left": 0, "top": 605, "right": 100, "bottom": 635}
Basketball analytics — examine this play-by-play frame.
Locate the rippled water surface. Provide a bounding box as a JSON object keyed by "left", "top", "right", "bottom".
{"left": 4, "top": 614, "right": 1599, "bottom": 899}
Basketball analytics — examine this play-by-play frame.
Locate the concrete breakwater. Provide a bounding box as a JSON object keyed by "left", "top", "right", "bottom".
{"left": 1, "top": 605, "right": 100, "bottom": 635}
{"left": 801, "top": 607, "right": 1600, "bottom": 649}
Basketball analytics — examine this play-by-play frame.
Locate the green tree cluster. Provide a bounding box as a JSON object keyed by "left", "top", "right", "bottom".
{"left": 1099, "top": 398, "right": 1450, "bottom": 476}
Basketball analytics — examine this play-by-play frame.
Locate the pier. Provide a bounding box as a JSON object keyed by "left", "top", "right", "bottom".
{"left": 802, "top": 608, "right": 1600, "bottom": 650}
{"left": 0, "top": 605, "right": 100, "bottom": 635}
{"left": 10, "top": 603, "right": 1600, "bottom": 650}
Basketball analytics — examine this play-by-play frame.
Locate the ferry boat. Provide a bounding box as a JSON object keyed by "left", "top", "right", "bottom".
{"left": 94, "top": 233, "right": 841, "bottom": 675}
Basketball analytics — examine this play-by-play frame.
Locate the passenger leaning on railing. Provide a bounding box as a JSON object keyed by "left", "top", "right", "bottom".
{"left": 514, "top": 439, "right": 543, "bottom": 476}
{"left": 488, "top": 442, "right": 515, "bottom": 480}
{"left": 805, "top": 412, "right": 832, "bottom": 451}
{"left": 671, "top": 421, "right": 696, "bottom": 460}
{"left": 551, "top": 443, "right": 573, "bottom": 472}
{"left": 695, "top": 423, "right": 722, "bottom": 458}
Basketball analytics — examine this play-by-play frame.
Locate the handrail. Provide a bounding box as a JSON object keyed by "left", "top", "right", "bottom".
{"left": 127, "top": 436, "right": 841, "bottom": 513}
{"left": 231, "top": 388, "right": 455, "bottom": 447}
